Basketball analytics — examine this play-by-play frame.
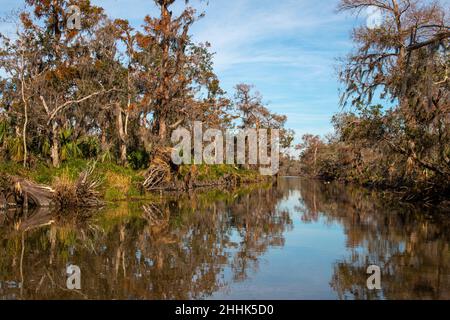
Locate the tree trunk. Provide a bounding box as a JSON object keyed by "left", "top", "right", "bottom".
{"left": 11, "top": 177, "right": 55, "bottom": 208}
{"left": 116, "top": 104, "right": 128, "bottom": 165}
{"left": 157, "top": 1, "right": 170, "bottom": 144}
{"left": 22, "top": 105, "right": 28, "bottom": 167}
{"left": 51, "top": 121, "right": 60, "bottom": 168}
{"left": 158, "top": 116, "right": 167, "bottom": 142}
{"left": 101, "top": 130, "right": 108, "bottom": 153}
{"left": 314, "top": 146, "right": 318, "bottom": 175}
{"left": 153, "top": 110, "right": 168, "bottom": 143}
{"left": 20, "top": 48, "right": 28, "bottom": 168}
{"left": 21, "top": 73, "right": 28, "bottom": 168}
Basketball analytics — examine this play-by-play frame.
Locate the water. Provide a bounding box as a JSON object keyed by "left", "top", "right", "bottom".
{"left": 0, "top": 177, "right": 448, "bottom": 300}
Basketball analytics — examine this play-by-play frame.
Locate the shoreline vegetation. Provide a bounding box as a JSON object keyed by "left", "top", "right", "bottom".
{"left": 0, "top": 159, "right": 269, "bottom": 211}
{"left": 0, "top": 0, "right": 448, "bottom": 213}
{"left": 0, "top": 0, "right": 286, "bottom": 212}
{"left": 294, "top": 1, "right": 449, "bottom": 207}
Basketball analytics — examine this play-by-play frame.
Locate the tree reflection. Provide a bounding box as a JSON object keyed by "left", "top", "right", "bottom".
{"left": 295, "top": 179, "right": 450, "bottom": 300}
{"left": 0, "top": 185, "right": 292, "bottom": 299}
{"left": 1, "top": 179, "right": 447, "bottom": 300}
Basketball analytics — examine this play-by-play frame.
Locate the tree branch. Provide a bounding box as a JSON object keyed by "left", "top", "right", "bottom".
{"left": 43, "top": 89, "right": 117, "bottom": 125}
{"left": 407, "top": 31, "right": 450, "bottom": 51}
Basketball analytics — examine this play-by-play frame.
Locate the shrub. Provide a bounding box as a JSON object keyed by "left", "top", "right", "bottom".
{"left": 128, "top": 150, "right": 150, "bottom": 170}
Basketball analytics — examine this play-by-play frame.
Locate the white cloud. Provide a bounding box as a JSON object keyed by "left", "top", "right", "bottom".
{"left": 191, "top": 0, "right": 347, "bottom": 73}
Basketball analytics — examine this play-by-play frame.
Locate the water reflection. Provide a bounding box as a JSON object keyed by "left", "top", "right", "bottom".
{"left": 0, "top": 178, "right": 448, "bottom": 300}
{"left": 294, "top": 178, "right": 450, "bottom": 300}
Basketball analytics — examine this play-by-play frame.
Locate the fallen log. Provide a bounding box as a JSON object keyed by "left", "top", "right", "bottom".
{"left": 11, "top": 177, "right": 55, "bottom": 208}
{"left": 0, "top": 162, "right": 104, "bottom": 210}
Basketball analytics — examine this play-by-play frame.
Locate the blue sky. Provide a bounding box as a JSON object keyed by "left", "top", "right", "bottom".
{"left": 2, "top": 0, "right": 446, "bottom": 144}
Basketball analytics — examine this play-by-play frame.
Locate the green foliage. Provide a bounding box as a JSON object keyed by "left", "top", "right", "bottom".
{"left": 127, "top": 150, "right": 150, "bottom": 170}
{"left": 0, "top": 158, "right": 147, "bottom": 201}
{"left": 0, "top": 121, "right": 7, "bottom": 145}
{"left": 6, "top": 137, "right": 24, "bottom": 163}
{"left": 0, "top": 0, "right": 287, "bottom": 199}
{"left": 59, "top": 128, "right": 82, "bottom": 161}
{"left": 99, "top": 149, "right": 113, "bottom": 163}
{"left": 78, "top": 136, "right": 100, "bottom": 159}
{"left": 300, "top": 104, "right": 450, "bottom": 203}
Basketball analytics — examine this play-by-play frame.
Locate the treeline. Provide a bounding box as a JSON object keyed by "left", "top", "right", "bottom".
{"left": 298, "top": 0, "right": 449, "bottom": 204}
{"left": 0, "top": 0, "right": 292, "bottom": 170}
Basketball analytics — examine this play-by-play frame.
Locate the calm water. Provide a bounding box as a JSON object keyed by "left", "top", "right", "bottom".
{"left": 0, "top": 178, "right": 449, "bottom": 300}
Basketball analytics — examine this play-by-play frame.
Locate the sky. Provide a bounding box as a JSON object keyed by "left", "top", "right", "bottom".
{"left": 2, "top": 0, "right": 445, "bottom": 144}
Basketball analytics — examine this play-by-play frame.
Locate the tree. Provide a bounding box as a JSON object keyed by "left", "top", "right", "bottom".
{"left": 136, "top": 0, "right": 198, "bottom": 143}
{"left": 338, "top": 0, "right": 449, "bottom": 179}
{"left": 232, "top": 84, "right": 292, "bottom": 171}
{"left": 0, "top": 13, "right": 42, "bottom": 167}
{"left": 0, "top": 0, "right": 292, "bottom": 175}
{"left": 296, "top": 134, "right": 324, "bottom": 175}
{"left": 233, "top": 84, "right": 289, "bottom": 131}
{"left": 111, "top": 19, "right": 138, "bottom": 165}
{"left": 20, "top": 0, "right": 111, "bottom": 167}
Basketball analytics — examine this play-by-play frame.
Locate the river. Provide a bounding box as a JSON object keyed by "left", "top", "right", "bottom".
{"left": 0, "top": 177, "right": 448, "bottom": 299}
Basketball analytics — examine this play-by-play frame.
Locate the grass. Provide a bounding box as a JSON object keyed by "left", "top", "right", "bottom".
{"left": 0, "top": 159, "right": 146, "bottom": 202}
{"left": 177, "top": 163, "right": 262, "bottom": 183}
{"left": 0, "top": 159, "right": 265, "bottom": 203}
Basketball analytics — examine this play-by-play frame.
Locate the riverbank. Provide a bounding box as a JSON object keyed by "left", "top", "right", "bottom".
{"left": 297, "top": 172, "right": 450, "bottom": 212}
{"left": 0, "top": 160, "right": 268, "bottom": 210}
